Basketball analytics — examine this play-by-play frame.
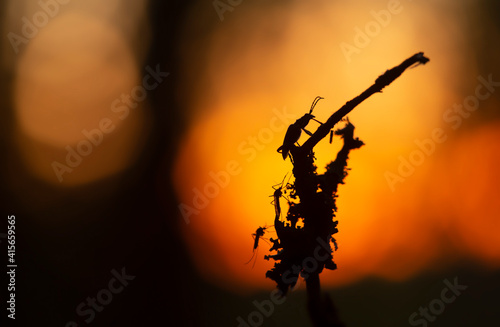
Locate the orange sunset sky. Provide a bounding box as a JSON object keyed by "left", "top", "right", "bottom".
{"left": 6, "top": 0, "right": 499, "bottom": 295}
{"left": 172, "top": 0, "right": 500, "bottom": 293}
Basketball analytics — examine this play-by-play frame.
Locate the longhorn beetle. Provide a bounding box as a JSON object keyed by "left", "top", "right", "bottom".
{"left": 277, "top": 96, "right": 324, "bottom": 160}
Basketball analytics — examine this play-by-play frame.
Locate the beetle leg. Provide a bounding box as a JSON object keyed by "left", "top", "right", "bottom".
{"left": 312, "top": 118, "right": 323, "bottom": 125}
{"left": 302, "top": 128, "right": 313, "bottom": 136}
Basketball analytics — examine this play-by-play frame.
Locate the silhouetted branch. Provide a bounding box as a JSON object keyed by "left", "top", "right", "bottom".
{"left": 307, "top": 274, "right": 345, "bottom": 327}
{"left": 265, "top": 52, "right": 430, "bottom": 327}
{"left": 302, "top": 52, "right": 429, "bottom": 152}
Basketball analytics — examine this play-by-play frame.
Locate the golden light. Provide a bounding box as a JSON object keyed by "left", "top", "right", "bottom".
{"left": 6, "top": 0, "right": 150, "bottom": 186}
{"left": 173, "top": 0, "right": 498, "bottom": 293}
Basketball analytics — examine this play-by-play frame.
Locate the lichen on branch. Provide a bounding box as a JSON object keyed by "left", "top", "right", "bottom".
{"left": 260, "top": 52, "right": 429, "bottom": 327}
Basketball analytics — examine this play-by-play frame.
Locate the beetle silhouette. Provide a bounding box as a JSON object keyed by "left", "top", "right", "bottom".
{"left": 277, "top": 96, "right": 324, "bottom": 160}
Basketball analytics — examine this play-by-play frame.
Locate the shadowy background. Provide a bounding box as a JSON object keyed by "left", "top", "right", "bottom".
{"left": 1, "top": 0, "right": 499, "bottom": 326}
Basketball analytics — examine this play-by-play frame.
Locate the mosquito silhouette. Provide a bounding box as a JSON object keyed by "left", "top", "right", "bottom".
{"left": 245, "top": 225, "right": 273, "bottom": 268}
{"left": 270, "top": 174, "right": 290, "bottom": 221}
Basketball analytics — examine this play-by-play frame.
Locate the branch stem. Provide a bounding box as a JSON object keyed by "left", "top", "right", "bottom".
{"left": 302, "top": 52, "right": 429, "bottom": 152}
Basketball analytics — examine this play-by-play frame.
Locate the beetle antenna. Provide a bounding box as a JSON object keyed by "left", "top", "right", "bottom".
{"left": 309, "top": 96, "right": 324, "bottom": 114}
